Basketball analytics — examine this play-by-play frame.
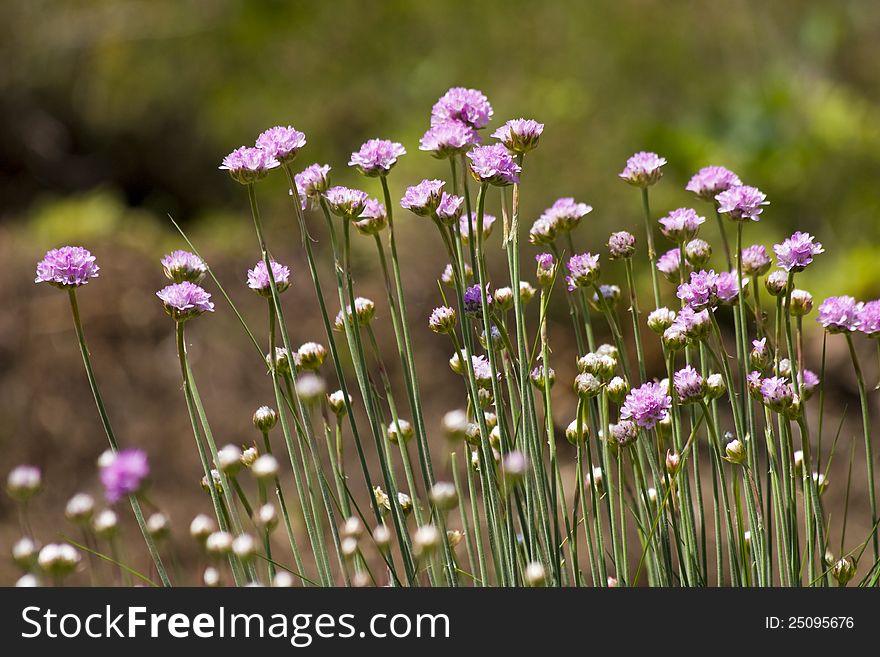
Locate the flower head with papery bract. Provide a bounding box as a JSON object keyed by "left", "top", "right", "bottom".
{"left": 255, "top": 126, "right": 306, "bottom": 164}
{"left": 773, "top": 231, "right": 824, "bottom": 272}
{"left": 800, "top": 369, "right": 820, "bottom": 399}
{"left": 325, "top": 186, "right": 369, "bottom": 219}
{"left": 619, "top": 151, "right": 666, "bottom": 187}
{"left": 536, "top": 253, "right": 556, "bottom": 287}
{"left": 435, "top": 193, "right": 464, "bottom": 225}
{"left": 354, "top": 199, "right": 388, "bottom": 235}
{"left": 294, "top": 164, "right": 331, "bottom": 209}
{"left": 858, "top": 300, "right": 880, "bottom": 338}
{"left": 671, "top": 306, "right": 711, "bottom": 341}
{"left": 760, "top": 376, "right": 794, "bottom": 411}
{"left": 677, "top": 270, "right": 719, "bottom": 310}
{"left": 247, "top": 260, "right": 291, "bottom": 297}
{"left": 35, "top": 246, "right": 99, "bottom": 288}
{"left": 608, "top": 231, "right": 636, "bottom": 260}
{"left": 100, "top": 449, "right": 149, "bottom": 503}
{"left": 349, "top": 139, "right": 406, "bottom": 177}
{"left": 566, "top": 252, "right": 600, "bottom": 292}
{"left": 715, "top": 185, "right": 768, "bottom": 222}
{"left": 541, "top": 197, "right": 592, "bottom": 233}
{"left": 419, "top": 120, "right": 480, "bottom": 158}
{"left": 466, "top": 144, "right": 521, "bottom": 186}
{"left": 400, "top": 179, "right": 445, "bottom": 216}
{"left": 673, "top": 365, "right": 705, "bottom": 403}
{"left": 460, "top": 211, "right": 497, "bottom": 245}
{"left": 685, "top": 166, "right": 742, "bottom": 202}
{"left": 463, "top": 284, "right": 492, "bottom": 316}
{"left": 161, "top": 250, "right": 207, "bottom": 284}
{"left": 741, "top": 244, "right": 771, "bottom": 276}
{"left": 156, "top": 282, "right": 214, "bottom": 321}
{"left": 717, "top": 270, "right": 747, "bottom": 304}
{"left": 817, "top": 296, "right": 861, "bottom": 333}
{"left": 431, "top": 87, "right": 493, "bottom": 129}
{"left": 529, "top": 217, "right": 559, "bottom": 245}
{"left": 659, "top": 207, "right": 705, "bottom": 243}
{"left": 491, "top": 118, "right": 544, "bottom": 154}
{"left": 220, "top": 147, "right": 279, "bottom": 184}
{"left": 656, "top": 248, "right": 683, "bottom": 282}
{"left": 621, "top": 382, "right": 672, "bottom": 429}
{"left": 471, "top": 355, "right": 495, "bottom": 388}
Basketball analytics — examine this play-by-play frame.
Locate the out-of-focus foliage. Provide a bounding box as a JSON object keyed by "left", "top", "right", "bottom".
{"left": 2, "top": 0, "right": 880, "bottom": 300}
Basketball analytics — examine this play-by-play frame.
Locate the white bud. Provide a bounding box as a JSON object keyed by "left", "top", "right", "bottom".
{"left": 342, "top": 516, "right": 364, "bottom": 539}
{"left": 205, "top": 531, "right": 234, "bottom": 556}
{"left": 13, "top": 537, "right": 38, "bottom": 569}
{"left": 272, "top": 571, "right": 295, "bottom": 587}
{"left": 146, "top": 512, "right": 170, "bottom": 540}
{"left": 6, "top": 465, "right": 41, "bottom": 500}
{"left": 203, "top": 567, "right": 221, "bottom": 587}
{"left": 252, "top": 454, "right": 279, "bottom": 480}
{"left": 413, "top": 524, "right": 440, "bottom": 557}
{"left": 65, "top": 493, "right": 95, "bottom": 524}
{"left": 92, "top": 509, "right": 119, "bottom": 539}
{"left": 524, "top": 561, "right": 546, "bottom": 587}
{"left": 373, "top": 524, "right": 391, "bottom": 550}
{"left": 37, "top": 543, "right": 80, "bottom": 577}
{"left": 256, "top": 504, "right": 278, "bottom": 532}
{"left": 216, "top": 444, "right": 243, "bottom": 475}
{"left": 341, "top": 536, "right": 359, "bottom": 559}
{"left": 190, "top": 513, "right": 216, "bottom": 541}
{"left": 16, "top": 574, "right": 40, "bottom": 587}
{"left": 232, "top": 533, "right": 257, "bottom": 560}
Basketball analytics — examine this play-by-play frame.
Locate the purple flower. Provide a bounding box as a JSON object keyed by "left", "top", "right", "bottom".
{"left": 529, "top": 217, "right": 559, "bottom": 245}
{"left": 800, "top": 369, "right": 820, "bottom": 399}
{"left": 419, "top": 120, "right": 480, "bottom": 158}
{"left": 294, "top": 164, "right": 331, "bottom": 208}
{"left": 161, "top": 250, "right": 207, "bottom": 284}
{"left": 753, "top": 337, "right": 768, "bottom": 357}
{"left": 325, "top": 186, "right": 369, "bottom": 219}
{"left": 400, "top": 179, "right": 445, "bottom": 216}
{"left": 459, "top": 211, "right": 497, "bottom": 245}
{"left": 656, "top": 248, "right": 683, "bottom": 281}
{"left": 609, "top": 420, "right": 639, "bottom": 446}
{"left": 566, "top": 252, "right": 600, "bottom": 292}
{"left": 740, "top": 244, "right": 771, "bottom": 276}
{"left": 817, "top": 296, "right": 861, "bottom": 333}
{"left": 255, "top": 125, "right": 306, "bottom": 164}
{"left": 536, "top": 253, "right": 556, "bottom": 287}
{"left": 35, "top": 246, "right": 99, "bottom": 288}
{"left": 619, "top": 151, "right": 666, "bottom": 187}
{"left": 471, "top": 354, "right": 495, "bottom": 388}
{"left": 247, "top": 260, "right": 291, "bottom": 297}
{"left": 673, "top": 365, "right": 705, "bottom": 403}
{"left": 659, "top": 207, "right": 705, "bottom": 242}
{"left": 354, "top": 199, "right": 388, "bottom": 235}
{"left": 463, "top": 284, "right": 491, "bottom": 316}
{"left": 491, "top": 118, "right": 544, "bottom": 154}
{"left": 156, "top": 282, "right": 215, "bottom": 321}
{"left": 685, "top": 166, "right": 742, "bottom": 202}
{"left": 715, "top": 185, "right": 768, "bottom": 222}
{"left": 747, "top": 371, "right": 763, "bottom": 398}
{"left": 435, "top": 193, "right": 464, "bottom": 224}
{"left": 608, "top": 231, "right": 636, "bottom": 260}
{"left": 858, "top": 300, "right": 880, "bottom": 338}
{"left": 716, "top": 270, "right": 747, "bottom": 304}
{"left": 541, "top": 197, "right": 592, "bottom": 232}
{"left": 621, "top": 382, "right": 672, "bottom": 429}
{"left": 677, "top": 269, "right": 719, "bottom": 310}
{"left": 100, "top": 449, "right": 149, "bottom": 503}
{"left": 349, "top": 139, "right": 406, "bottom": 177}
{"left": 773, "top": 231, "right": 824, "bottom": 272}
{"left": 431, "top": 87, "right": 493, "bottom": 129}
{"left": 219, "top": 146, "right": 279, "bottom": 184}
{"left": 672, "top": 306, "right": 711, "bottom": 340}
{"left": 760, "top": 376, "right": 794, "bottom": 411}
{"left": 466, "top": 144, "right": 521, "bottom": 186}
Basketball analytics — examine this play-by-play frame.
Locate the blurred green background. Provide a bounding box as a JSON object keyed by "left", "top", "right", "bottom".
{"left": 2, "top": 0, "right": 880, "bottom": 582}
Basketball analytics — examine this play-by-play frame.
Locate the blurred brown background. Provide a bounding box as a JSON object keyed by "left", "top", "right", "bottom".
{"left": 2, "top": 0, "right": 880, "bottom": 584}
